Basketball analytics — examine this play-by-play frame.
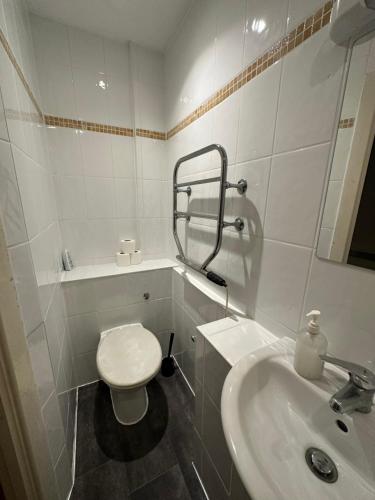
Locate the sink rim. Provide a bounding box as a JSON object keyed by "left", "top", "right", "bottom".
{"left": 221, "top": 337, "right": 375, "bottom": 500}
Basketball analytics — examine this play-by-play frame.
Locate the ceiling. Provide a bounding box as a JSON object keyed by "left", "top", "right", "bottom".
{"left": 26, "top": 0, "right": 193, "bottom": 51}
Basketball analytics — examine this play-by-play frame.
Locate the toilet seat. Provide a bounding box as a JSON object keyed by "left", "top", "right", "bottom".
{"left": 96, "top": 323, "right": 162, "bottom": 390}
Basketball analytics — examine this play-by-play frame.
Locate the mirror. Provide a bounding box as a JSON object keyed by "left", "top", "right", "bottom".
{"left": 317, "top": 31, "right": 375, "bottom": 271}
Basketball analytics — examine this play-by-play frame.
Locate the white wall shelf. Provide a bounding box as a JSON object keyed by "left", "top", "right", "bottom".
{"left": 61, "top": 258, "right": 177, "bottom": 283}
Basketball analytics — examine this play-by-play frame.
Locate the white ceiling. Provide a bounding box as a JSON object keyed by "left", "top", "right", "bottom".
{"left": 26, "top": 0, "right": 193, "bottom": 51}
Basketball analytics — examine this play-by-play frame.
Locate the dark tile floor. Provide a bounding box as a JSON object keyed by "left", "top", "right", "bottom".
{"left": 71, "top": 371, "right": 206, "bottom": 500}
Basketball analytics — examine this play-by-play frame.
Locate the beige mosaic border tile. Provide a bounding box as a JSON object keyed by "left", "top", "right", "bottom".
{"left": 339, "top": 117, "right": 355, "bottom": 129}
{"left": 0, "top": 1, "right": 333, "bottom": 142}
{"left": 44, "top": 115, "right": 134, "bottom": 136}
{"left": 167, "top": 1, "right": 333, "bottom": 139}
{"left": 136, "top": 128, "right": 167, "bottom": 140}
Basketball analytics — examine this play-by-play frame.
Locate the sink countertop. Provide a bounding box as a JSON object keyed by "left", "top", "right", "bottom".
{"left": 197, "top": 315, "right": 278, "bottom": 367}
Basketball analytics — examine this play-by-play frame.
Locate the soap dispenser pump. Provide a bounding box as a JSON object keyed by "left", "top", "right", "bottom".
{"left": 294, "top": 310, "right": 328, "bottom": 380}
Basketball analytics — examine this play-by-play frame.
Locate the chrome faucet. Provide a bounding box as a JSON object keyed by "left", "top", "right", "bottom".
{"left": 320, "top": 355, "right": 375, "bottom": 414}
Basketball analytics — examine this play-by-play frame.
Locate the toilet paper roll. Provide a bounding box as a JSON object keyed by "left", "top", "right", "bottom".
{"left": 116, "top": 252, "right": 131, "bottom": 267}
{"left": 120, "top": 239, "right": 136, "bottom": 254}
{"left": 130, "top": 250, "right": 142, "bottom": 265}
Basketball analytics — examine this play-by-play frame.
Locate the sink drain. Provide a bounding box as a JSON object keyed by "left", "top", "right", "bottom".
{"left": 305, "top": 447, "right": 338, "bottom": 483}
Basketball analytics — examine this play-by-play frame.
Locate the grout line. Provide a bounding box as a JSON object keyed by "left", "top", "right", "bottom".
{"left": 67, "top": 387, "right": 79, "bottom": 500}
{"left": 192, "top": 461, "right": 210, "bottom": 500}
{"left": 172, "top": 355, "right": 195, "bottom": 396}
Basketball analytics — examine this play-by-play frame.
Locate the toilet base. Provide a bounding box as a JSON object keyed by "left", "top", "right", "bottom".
{"left": 110, "top": 386, "right": 149, "bottom": 425}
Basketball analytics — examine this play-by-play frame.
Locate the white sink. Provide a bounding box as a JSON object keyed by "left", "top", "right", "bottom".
{"left": 221, "top": 338, "right": 375, "bottom": 500}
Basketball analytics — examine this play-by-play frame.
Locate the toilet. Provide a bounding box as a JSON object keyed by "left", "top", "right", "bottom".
{"left": 96, "top": 323, "right": 162, "bottom": 425}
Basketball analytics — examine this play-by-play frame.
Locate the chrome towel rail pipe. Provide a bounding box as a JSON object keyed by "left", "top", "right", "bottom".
{"left": 172, "top": 144, "right": 247, "bottom": 287}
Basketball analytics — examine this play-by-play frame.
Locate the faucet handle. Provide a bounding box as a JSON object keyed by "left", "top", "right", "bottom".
{"left": 320, "top": 354, "right": 375, "bottom": 391}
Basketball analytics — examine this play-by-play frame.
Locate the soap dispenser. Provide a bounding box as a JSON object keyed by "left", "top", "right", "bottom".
{"left": 294, "top": 310, "right": 328, "bottom": 380}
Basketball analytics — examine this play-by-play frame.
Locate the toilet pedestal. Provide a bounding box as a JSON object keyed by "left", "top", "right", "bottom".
{"left": 110, "top": 386, "right": 149, "bottom": 425}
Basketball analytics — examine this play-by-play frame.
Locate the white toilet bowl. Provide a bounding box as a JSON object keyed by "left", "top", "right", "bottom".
{"left": 96, "top": 323, "right": 162, "bottom": 425}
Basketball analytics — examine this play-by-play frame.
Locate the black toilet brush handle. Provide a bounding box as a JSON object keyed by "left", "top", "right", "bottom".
{"left": 167, "top": 333, "right": 174, "bottom": 358}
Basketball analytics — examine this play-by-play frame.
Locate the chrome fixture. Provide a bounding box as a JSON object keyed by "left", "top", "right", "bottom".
{"left": 320, "top": 355, "right": 375, "bottom": 414}
{"left": 305, "top": 447, "right": 338, "bottom": 483}
{"left": 173, "top": 144, "right": 247, "bottom": 287}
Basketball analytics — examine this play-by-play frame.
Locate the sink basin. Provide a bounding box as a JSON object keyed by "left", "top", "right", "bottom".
{"left": 221, "top": 338, "right": 375, "bottom": 500}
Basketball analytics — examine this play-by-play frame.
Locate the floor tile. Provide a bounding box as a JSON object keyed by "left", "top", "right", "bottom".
{"left": 129, "top": 464, "right": 191, "bottom": 500}
{"left": 71, "top": 460, "right": 129, "bottom": 500}
{"left": 73, "top": 370, "right": 205, "bottom": 500}
{"left": 168, "top": 412, "right": 206, "bottom": 500}
{"left": 156, "top": 371, "right": 194, "bottom": 423}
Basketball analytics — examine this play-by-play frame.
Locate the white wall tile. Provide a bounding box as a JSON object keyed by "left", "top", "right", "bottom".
{"left": 85, "top": 177, "right": 115, "bottom": 219}
{"left": 304, "top": 257, "right": 375, "bottom": 369}
{"left": 115, "top": 218, "right": 138, "bottom": 248}
{"left": 204, "top": 339, "right": 230, "bottom": 409}
{"left": 214, "top": 0, "right": 246, "bottom": 90}
{"left": 264, "top": 143, "right": 329, "bottom": 247}
{"left": 212, "top": 92, "right": 240, "bottom": 166}
{"left": 236, "top": 62, "right": 281, "bottom": 163}
{"left": 63, "top": 280, "right": 96, "bottom": 316}
{"left": 228, "top": 157, "right": 270, "bottom": 237}
{"left": 56, "top": 176, "right": 87, "bottom": 220}
{"left": 0, "top": 43, "right": 26, "bottom": 150}
{"left": 8, "top": 242, "right": 42, "bottom": 336}
{"left": 80, "top": 130, "right": 113, "bottom": 177}
{"left": 256, "top": 239, "right": 312, "bottom": 331}
{"left": 73, "top": 351, "right": 98, "bottom": 387}
{"left": 274, "top": 27, "right": 346, "bottom": 153}
{"left": 60, "top": 219, "right": 93, "bottom": 265}
{"left": 30, "top": 226, "right": 58, "bottom": 319}
{"left": 114, "top": 178, "right": 136, "bottom": 218}
{"left": 244, "top": 0, "right": 288, "bottom": 67}
{"left": 38, "top": 63, "right": 77, "bottom": 119}
{"left": 111, "top": 135, "right": 135, "bottom": 178}
{"left": 47, "top": 127, "right": 83, "bottom": 176}
{"left": 0, "top": 138, "right": 27, "bottom": 245}
{"left": 137, "top": 137, "right": 166, "bottom": 180}
{"left": 42, "top": 391, "right": 65, "bottom": 465}
{"left": 31, "top": 14, "right": 71, "bottom": 70}
{"left": 68, "top": 27, "right": 105, "bottom": 73}
{"left": 0, "top": 87, "right": 8, "bottom": 140}
{"left": 88, "top": 218, "right": 117, "bottom": 260}
{"left": 140, "top": 218, "right": 169, "bottom": 257}
{"left": 27, "top": 324, "right": 55, "bottom": 405}
{"left": 73, "top": 68, "right": 109, "bottom": 124}
{"left": 69, "top": 312, "right": 100, "bottom": 356}
{"left": 287, "top": 0, "right": 323, "bottom": 30}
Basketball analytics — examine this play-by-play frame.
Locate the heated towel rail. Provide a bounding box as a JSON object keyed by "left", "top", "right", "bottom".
{"left": 173, "top": 144, "right": 247, "bottom": 287}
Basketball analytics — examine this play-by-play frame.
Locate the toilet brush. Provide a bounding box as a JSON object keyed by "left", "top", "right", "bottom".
{"left": 161, "top": 333, "right": 175, "bottom": 377}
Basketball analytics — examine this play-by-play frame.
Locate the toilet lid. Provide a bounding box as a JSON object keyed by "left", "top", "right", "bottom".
{"left": 97, "top": 323, "right": 162, "bottom": 389}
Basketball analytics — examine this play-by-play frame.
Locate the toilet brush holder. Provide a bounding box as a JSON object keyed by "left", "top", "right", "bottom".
{"left": 161, "top": 333, "right": 175, "bottom": 377}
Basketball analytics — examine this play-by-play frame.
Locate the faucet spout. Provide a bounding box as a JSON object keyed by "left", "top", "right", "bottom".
{"left": 320, "top": 354, "right": 375, "bottom": 415}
